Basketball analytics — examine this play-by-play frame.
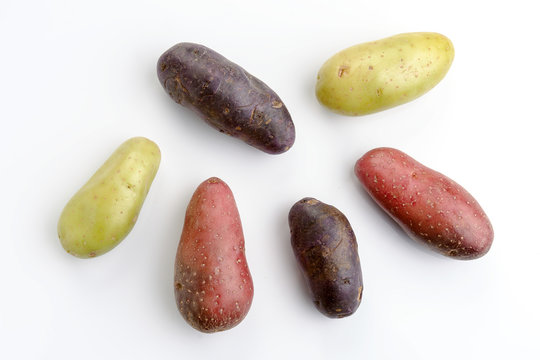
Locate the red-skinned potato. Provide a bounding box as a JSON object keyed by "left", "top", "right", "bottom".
{"left": 174, "top": 177, "right": 253, "bottom": 333}
{"left": 355, "top": 147, "right": 493, "bottom": 260}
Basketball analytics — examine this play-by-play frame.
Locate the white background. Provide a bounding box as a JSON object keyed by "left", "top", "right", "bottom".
{"left": 1, "top": 0, "right": 539, "bottom": 359}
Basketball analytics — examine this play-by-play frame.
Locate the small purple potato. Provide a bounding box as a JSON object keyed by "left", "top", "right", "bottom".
{"left": 157, "top": 43, "right": 295, "bottom": 154}
{"left": 289, "top": 198, "right": 363, "bottom": 318}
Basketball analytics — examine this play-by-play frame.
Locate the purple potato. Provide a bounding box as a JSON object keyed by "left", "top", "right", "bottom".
{"left": 289, "top": 198, "right": 363, "bottom": 318}
{"left": 157, "top": 43, "right": 295, "bottom": 154}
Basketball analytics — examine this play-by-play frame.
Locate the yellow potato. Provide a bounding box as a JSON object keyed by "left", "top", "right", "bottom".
{"left": 58, "top": 137, "right": 161, "bottom": 258}
{"left": 316, "top": 32, "right": 454, "bottom": 116}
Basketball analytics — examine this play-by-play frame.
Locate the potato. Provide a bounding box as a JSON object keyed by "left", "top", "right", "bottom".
{"left": 157, "top": 43, "right": 295, "bottom": 154}
{"left": 289, "top": 198, "right": 363, "bottom": 318}
{"left": 174, "top": 177, "right": 253, "bottom": 333}
{"left": 355, "top": 147, "right": 493, "bottom": 259}
{"left": 316, "top": 32, "right": 454, "bottom": 115}
{"left": 57, "top": 137, "right": 161, "bottom": 258}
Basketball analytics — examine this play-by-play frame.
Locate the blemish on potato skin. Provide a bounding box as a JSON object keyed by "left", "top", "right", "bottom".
{"left": 338, "top": 65, "right": 350, "bottom": 77}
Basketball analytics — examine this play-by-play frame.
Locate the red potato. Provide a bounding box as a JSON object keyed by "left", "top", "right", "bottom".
{"left": 355, "top": 147, "right": 493, "bottom": 260}
{"left": 174, "top": 177, "right": 253, "bottom": 333}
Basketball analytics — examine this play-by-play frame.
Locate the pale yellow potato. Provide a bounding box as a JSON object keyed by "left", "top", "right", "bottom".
{"left": 58, "top": 137, "right": 161, "bottom": 258}
{"left": 316, "top": 32, "right": 454, "bottom": 116}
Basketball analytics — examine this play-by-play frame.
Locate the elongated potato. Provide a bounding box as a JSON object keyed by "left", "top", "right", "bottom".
{"left": 355, "top": 147, "right": 493, "bottom": 259}
{"left": 316, "top": 32, "right": 454, "bottom": 115}
{"left": 58, "top": 137, "right": 160, "bottom": 258}
{"left": 157, "top": 43, "right": 295, "bottom": 154}
{"left": 289, "top": 198, "right": 363, "bottom": 318}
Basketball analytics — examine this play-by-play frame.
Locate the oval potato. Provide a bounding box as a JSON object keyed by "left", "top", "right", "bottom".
{"left": 157, "top": 43, "right": 295, "bottom": 154}
{"left": 355, "top": 147, "right": 493, "bottom": 259}
{"left": 174, "top": 177, "right": 254, "bottom": 333}
{"left": 289, "top": 197, "right": 363, "bottom": 318}
{"left": 58, "top": 137, "right": 161, "bottom": 258}
{"left": 316, "top": 32, "right": 454, "bottom": 115}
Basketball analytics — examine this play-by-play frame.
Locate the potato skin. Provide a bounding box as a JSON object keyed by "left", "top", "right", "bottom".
{"left": 174, "top": 177, "right": 253, "bottom": 333}
{"left": 316, "top": 32, "right": 454, "bottom": 116}
{"left": 57, "top": 137, "right": 161, "bottom": 258}
{"left": 157, "top": 43, "right": 295, "bottom": 154}
{"left": 355, "top": 147, "right": 494, "bottom": 259}
{"left": 289, "top": 198, "right": 363, "bottom": 318}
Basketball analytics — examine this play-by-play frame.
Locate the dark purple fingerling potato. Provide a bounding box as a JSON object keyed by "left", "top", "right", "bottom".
{"left": 157, "top": 43, "right": 295, "bottom": 154}
{"left": 289, "top": 198, "right": 363, "bottom": 318}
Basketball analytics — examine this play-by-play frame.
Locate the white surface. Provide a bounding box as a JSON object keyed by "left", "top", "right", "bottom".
{"left": 1, "top": 1, "right": 539, "bottom": 359}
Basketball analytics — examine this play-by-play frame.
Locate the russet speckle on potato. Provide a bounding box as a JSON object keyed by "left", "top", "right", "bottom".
{"left": 157, "top": 43, "right": 295, "bottom": 154}
{"left": 174, "top": 177, "right": 253, "bottom": 333}
{"left": 289, "top": 198, "right": 363, "bottom": 318}
{"left": 316, "top": 32, "right": 454, "bottom": 115}
{"left": 355, "top": 147, "right": 494, "bottom": 259}
{"left": 57, "top": 137, "right": 161, "bottom": 258}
